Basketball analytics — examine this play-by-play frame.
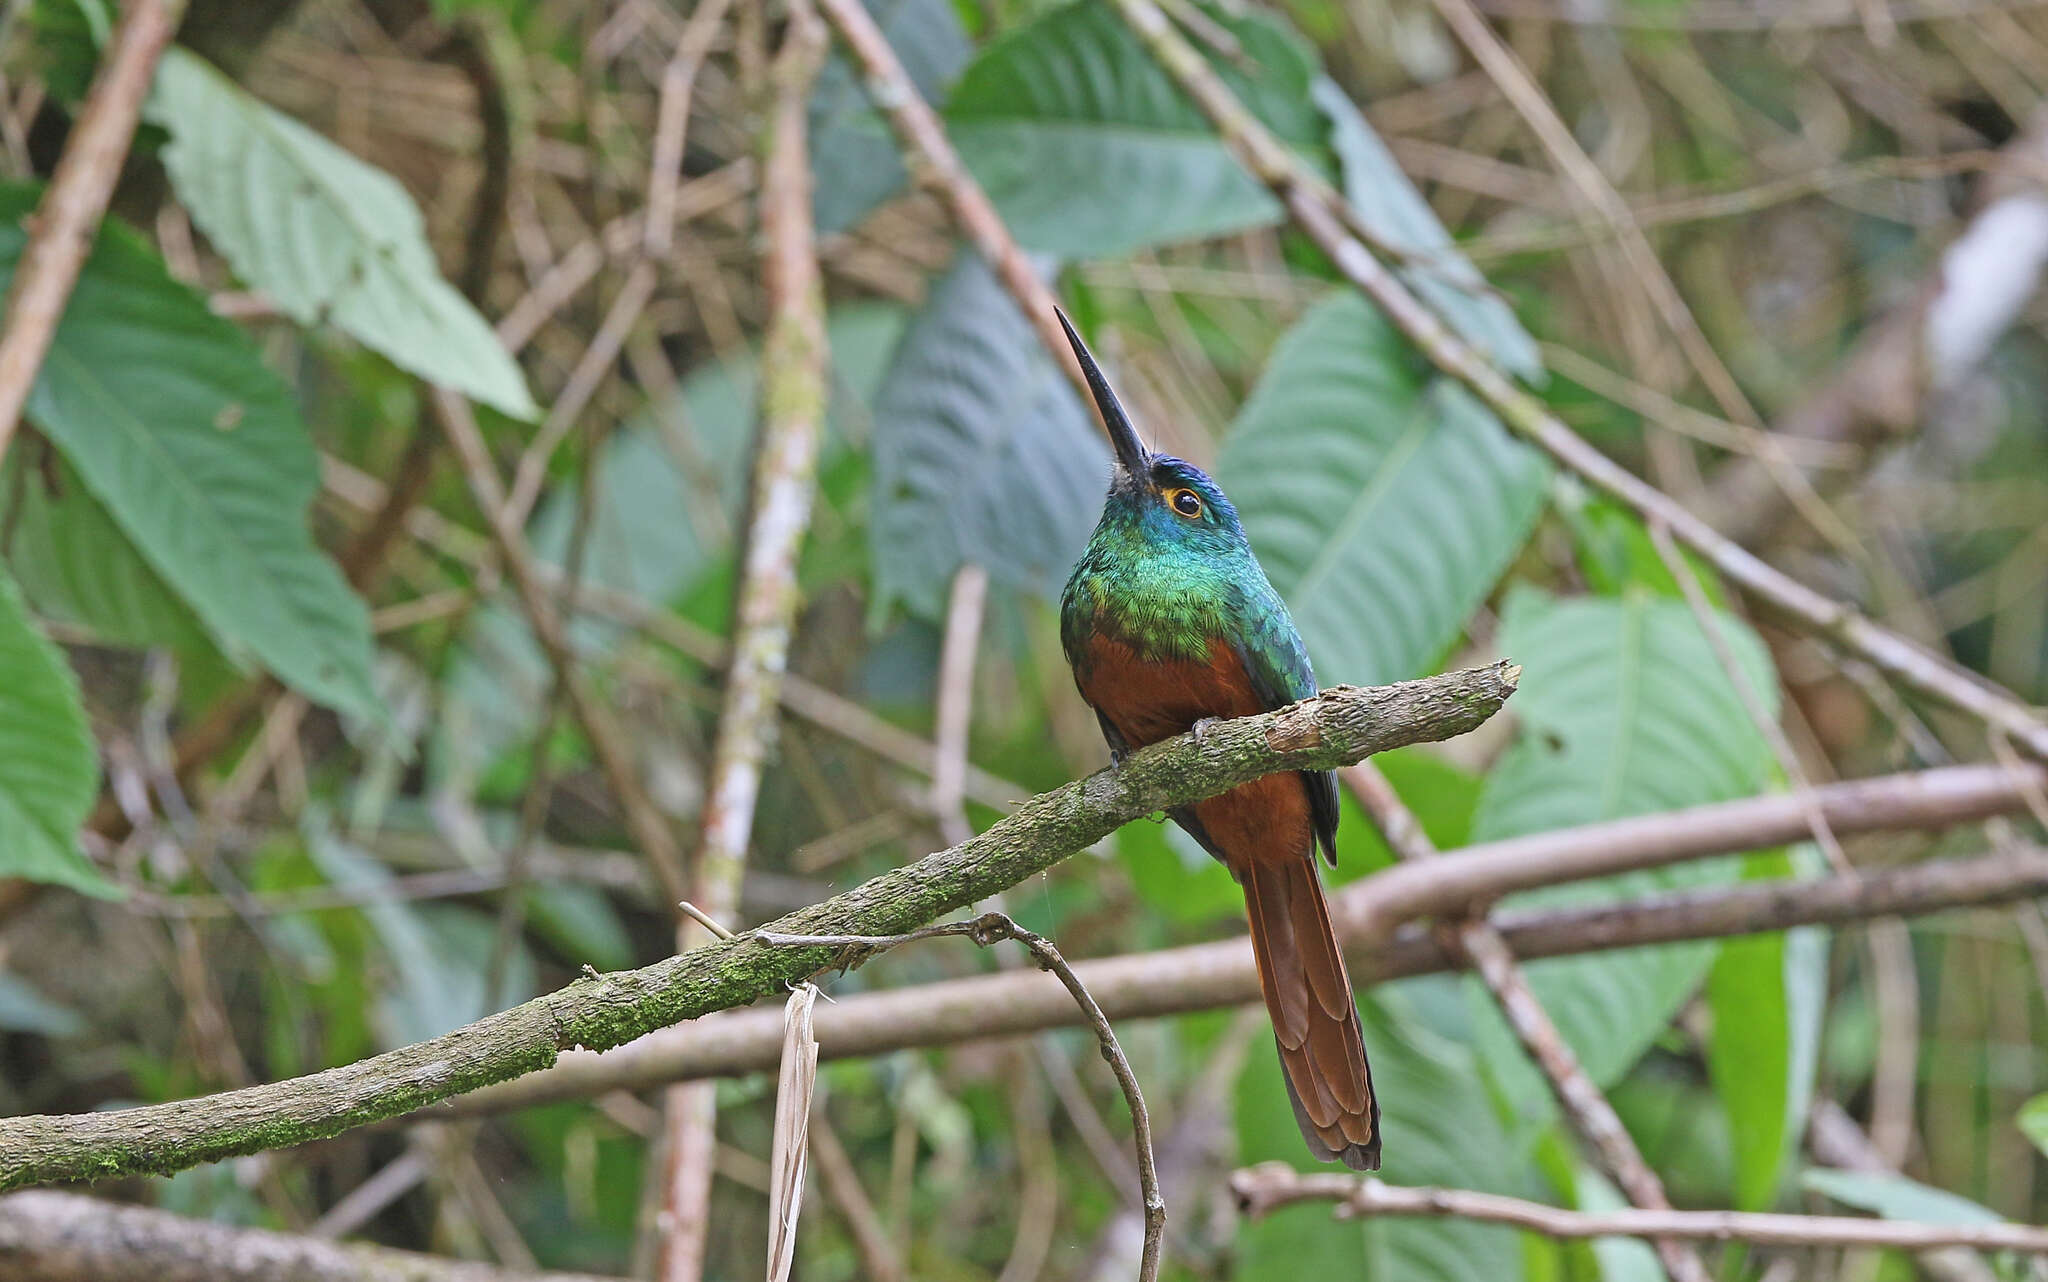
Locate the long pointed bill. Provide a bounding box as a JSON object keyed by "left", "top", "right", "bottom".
{"left": 1055, "top": 306, "right": 1150, "bottom": 478}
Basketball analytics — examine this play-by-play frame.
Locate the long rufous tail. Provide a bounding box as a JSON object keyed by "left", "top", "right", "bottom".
{"left": 1242, "top": 858, "right": 1381, "bottom": 1170}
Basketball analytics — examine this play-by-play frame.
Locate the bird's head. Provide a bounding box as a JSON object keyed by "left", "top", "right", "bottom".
{"left": 1055, "top": 307, "right": 1247, "bottom": 558}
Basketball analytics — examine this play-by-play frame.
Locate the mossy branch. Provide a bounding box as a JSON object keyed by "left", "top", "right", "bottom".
{"left": 0, "top": 662, "right": 1517, "bottom": 1191}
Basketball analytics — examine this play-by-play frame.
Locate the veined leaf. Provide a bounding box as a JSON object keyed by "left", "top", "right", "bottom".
{"left": 1467, "top": 588, "right": 1776, "bottom": 1106}
{"left": 0, "top": 567, "right": 113, "bottom": 896}
{"left": 870, "top": 252, "right": 1107, "bottom": 621}
{"left": 435, "top": 305, "right": 906, "bottom": 784}
{"left": 1314, "top": 79, "right": 1542, "bottom": 380}
{"left": 811, "top": 0, "right": 970, "bottom": 234}
{"left": 945, "top": 2, "right": 1329, "bottom": 256}
{"left": 1, "top": 451, "right": 212, "bottom": 654}
{"left": 1219, "top": 291, "right": 1548, "bottom": 688}
{"left": 146, "top": 49, "right": 537, "bottom": 419}
{"left": 0, "top": 185, "right": 379, "bottom": 722}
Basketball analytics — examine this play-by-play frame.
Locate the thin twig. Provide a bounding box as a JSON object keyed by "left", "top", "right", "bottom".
{"left": 1427, "top": 0, "right": 1758, "bottom": 431}
{"left": 1100, "top": 0, "right": 2048, "bottom": 765}
{"left": 1229, "top": 1163, "right": 2048, "bottom": 1253}
{"left": 1344, "top": 763, "right": 1707, "bottom": 1282}
{"left": 318, "top": 454, "right": 1029, "bottom": 811}
{"left": 506, "top": 260, "right": 657, "bottom": 528}
{"left": 0, "top": 0, "right": 183, "bottom": 468}
{"left": 433, "top": 389, "right": 691, "bottom": 905}
{"left": 1646, "top": 519, "right": 1853, "bottom": 874}
{"left": 758, "top": 913, "right": 1166, "bottom": 1282}
{"left": 644, "top": 0, "right": 737, "bottom": 259}
{"left": 813, "top": 0, "right": 1100, "bottom": 414}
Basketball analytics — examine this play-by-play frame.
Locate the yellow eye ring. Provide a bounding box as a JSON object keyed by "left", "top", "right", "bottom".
{"left": 1166, "top": 487, "right": 1202, "bottom": 518}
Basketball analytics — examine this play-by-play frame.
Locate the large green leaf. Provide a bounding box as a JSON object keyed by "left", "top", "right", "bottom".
{"left": 1218, "top": 292, "right": 1548, "bottom": 688}
{"left": 811, "top": 0, "right": 970, "bottom": 234}
{"left": 0, "top": 567, "right": 113, "bottom": 895}
{"left": 435, "top": 305, "right": 906, "bottom": 783}
{"left": 0, "top": 186, "right": 379, "bottom": 722}
{"left": 1466, "top": 588, "right": 1776, "bottom": 1105}
{"left": 145, "top": 49, "right": 537, "bottom": 419}
{"left": 1, "top": 452, "right": 212, "bottom": 654}
{"left": 1313, "top": 79, "right": 1542, "bottom": 380}
{"left": 944, "top": 2, "right": 1329, "bottom": 256}
{"left": 870, "top": 253, "right": 1108, "bottom": 620}
{"left": 1708, "top": 848, "right": 1827, "bottom": 1210}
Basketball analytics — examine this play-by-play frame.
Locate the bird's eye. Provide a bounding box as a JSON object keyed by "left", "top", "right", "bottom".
{"left": 1167, "top": 488, "right": 1202, "bottom": 518}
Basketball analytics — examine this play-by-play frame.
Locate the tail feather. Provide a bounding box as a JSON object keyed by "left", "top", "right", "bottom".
{"left": 1244, "top": 859, "right": 1381, "bottom": 1171}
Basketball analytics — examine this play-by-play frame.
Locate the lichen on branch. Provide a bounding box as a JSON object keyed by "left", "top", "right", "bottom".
{"left": 0, "top": 662, "right": 1517, "bottom": 1192}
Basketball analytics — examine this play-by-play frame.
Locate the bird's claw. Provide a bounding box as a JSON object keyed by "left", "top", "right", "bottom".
{"left": 1192, "top": 716, "right": 1223, "bottom": 746}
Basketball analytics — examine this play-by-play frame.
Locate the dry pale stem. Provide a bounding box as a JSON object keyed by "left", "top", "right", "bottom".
{"left": 1231, "top": 1164, "right": 2048, "bottom": 1253}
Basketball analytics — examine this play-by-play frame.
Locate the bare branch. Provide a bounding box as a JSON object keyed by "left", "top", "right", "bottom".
{"left": 0, "top": 1191, "right": 617, "bottom": 1282}
{"left": 1353, "top": 762, "right": 2042, "bottom": 930}
{"left": 1229, "top": 1163, "right": 2048, "bottom": 1254}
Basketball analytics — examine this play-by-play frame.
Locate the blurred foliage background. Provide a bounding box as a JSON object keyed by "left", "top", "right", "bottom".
{"left": 0, "top": 0, "right": 2046, "bottom": 1278}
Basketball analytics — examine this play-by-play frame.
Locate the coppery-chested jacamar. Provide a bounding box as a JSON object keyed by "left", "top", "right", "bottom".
{"left": 1056, "top": 309, "right": 1380, "bottom": 1171}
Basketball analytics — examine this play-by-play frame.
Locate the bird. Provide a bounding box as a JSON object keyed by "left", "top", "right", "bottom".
{"left": 1054, "top": 307, "right": 1380, "bottom": 1172}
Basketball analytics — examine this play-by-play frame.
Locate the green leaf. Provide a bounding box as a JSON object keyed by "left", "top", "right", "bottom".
{"left": 145, "top": 49, "right": 537, "bottom": 419}
{"left": 944, "top": 2, "right": 1329, "bottom": 256}
{"left": 435, "top": 305, "right": 906, "bottom": 783}
{"left": 1801, "top": 1168, "right": 2007, "bottom": 1226}
{"left": 1312, "top": 79, "right": 1543, "bottom": 380}
{"left": 2017, "top": 1095, "right": 2048, "bottom": 1159}
{"left": 1708, "top": 848, "right": 1827, "bottom": 1209}
{"left": 0, "top": 184, "right": 380, "bottom": 722}
{"left": 1467, "top": 588, "right": 1776, "bottom": 1099}
{"left": 24, "top": 0, "right": 108, "bottom": 102}
{"left": 1218, "top": 291, "right": 1549, "bottom": 687}
{"left": 811, "top": 0, "right": 970, "bottom": 234}
{"left": 1, "top": 452, "right": 213, "bottom": 654}
{"left": 1563, "top": 495, "right": 1728, "bottom": 604}
{"left": 0, "top": 567, "right": 114, "bottom": 896}
{"left": 870, "top": 253, "right": 1108, "bottom": 621}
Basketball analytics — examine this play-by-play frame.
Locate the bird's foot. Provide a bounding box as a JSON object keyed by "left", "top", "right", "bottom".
{"left": 1191, "top": 716, "right": 1223, "bottom": 746}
